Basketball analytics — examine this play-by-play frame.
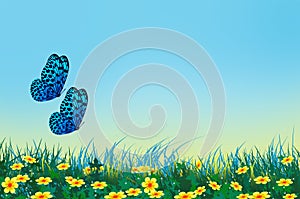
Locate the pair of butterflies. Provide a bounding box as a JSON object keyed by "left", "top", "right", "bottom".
{"left": 30, "top": 54, "right": 88, "bottom": 135}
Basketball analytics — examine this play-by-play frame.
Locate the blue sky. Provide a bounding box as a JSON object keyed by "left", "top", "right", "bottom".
{"left": 0, "top": 1, "right": 299, "bottom": 157}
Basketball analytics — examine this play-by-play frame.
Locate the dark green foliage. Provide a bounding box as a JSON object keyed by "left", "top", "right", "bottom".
{"left": 0, "top": 136, "right": 299, "bottom": 198}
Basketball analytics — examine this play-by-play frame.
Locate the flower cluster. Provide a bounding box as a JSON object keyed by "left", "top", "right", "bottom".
{"left": 1, "top": 154, "right": 298, "bottom": 198}
{"left": 1, "top": 155, "right": 106, "bottom": 198}
{"left": 131, "top": 165, "right": 157, "bottom": 174}
{"left": 232, "top": 155, "right": 296, "bottom": 199}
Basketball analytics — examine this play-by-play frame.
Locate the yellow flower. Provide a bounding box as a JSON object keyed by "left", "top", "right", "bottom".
{"left": 1, "top": 177, "right": 18, "bottom": 194}
{"left": 276, "top": 178, "right": 293, "bottom": 186}
{"left": 174, "top": 191, "right": 196, "bottom": 199}
{"left": 126, "top": 188, "right": 142, "bottom": 196}
{"left": 15, "top": 174, "right": 30, "bottom": 183}
{"left": 30, "top": 191, "right": 53, "bottom": 199}
{"left": 249, "top": 192, "right": 270, "bottom": 199}
{"left": 139, "top": 166, "right": 151, "bottom": 173}
{"left": 99, "top": 166, "right": 104, "bottom": 171}
{"left": 208, "top": 181, "right": 221, "bottom": 191}
{"left": 281, "top": 156, "right": 294, "bottom": 165}
{"left": 104, "top": 191, "right": 127, "bottom": 199}
{"left": 83, "top": 166, "right": 98, "bottom": 175}
{"left": 230, "top": 181, "right": 242, "bottom": 191}
{"left": 36, "top": 177, "right": 52, "bottom": 185}
{"left": 254, "top": 176, "right": 271, "bottom": 184}
{"left": 65, "top": 176, "right": 74, "bottom": 184}
{"left": 131, "top": 167, "right": 139, "bottom": 173}
{"left": 10, "top": 163, "right": 24, "bottom": 170}
{"left": 236, "top": 166, "right": 249, "bottom": 174}
{"left": 283, "top": 193, "right": 297, "bottom": 199}
{"left": 70, "top": 179, "right": 85, "bottom": 187}
{"left": 237, "top": 193, "right": 250, "bottom": 199}
{"left": 83, "top": 167, "right": 92, "bottom": 175}
{"left": 131, "top": 166, "right": 155, "bottom": 173}
{"left": 261, "top": 192, "right": 270, "bottom": 197}
{"left": 195, "top": 160, "right": 202, "bottom": 169}
{"left": 179, "top": 170, "right": 183, "bottom": 177}
{"left": 23, "top": 155, "right": 37, "bottom": 164}
{"left": 57, "top": 163, "right": 70, "bottom": 170}
{"left": 149, "top": 190, "right": 164, "bottom": 198}
{"left": 142, "top": 177, "right": 159, "bottom": 193}
{"left": 91, "top": 181, "right": 107, "bottom": 189}
{"left": 150, "top": 168, "right": 157, "bottom": 174}
{"left": 194, "top": 186, "right": 206, "bottom": 195}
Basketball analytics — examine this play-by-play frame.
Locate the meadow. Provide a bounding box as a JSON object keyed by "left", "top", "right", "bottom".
{"left": 0, "top": 136, "right": 299, "bottom": 199}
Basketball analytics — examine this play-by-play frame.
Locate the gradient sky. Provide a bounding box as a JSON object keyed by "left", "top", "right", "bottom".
{"left": 0, "top": 1, "right": 299, "bottom": 158}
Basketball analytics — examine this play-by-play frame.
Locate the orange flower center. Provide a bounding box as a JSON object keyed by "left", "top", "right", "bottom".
{"left": 112, "top": 195, "right": 118, "bottom": 198}
{"left": 147, "top": 182, "right": 153, "bottom": 188}
{"left": 38, "top": 196, "right": 45, "bottom": 199}
{"left": 7, "top": 182, "right": 12, "bottom": 188}
{"left": 256, "top": 194, "right": 263, "bottom": 198}
{"left": 42, "top": 179, "right": 47, "bottom": 182}
{"left": 182, "top": 195, "right": 188, "bottom": 198}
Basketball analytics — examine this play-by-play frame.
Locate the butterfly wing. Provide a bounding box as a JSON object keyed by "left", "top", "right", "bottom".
{"left": 30, "top": 54, "right": 69, "bottom": 102}
{"left": 41, "top": 54, "right": 69, "bottom": 96}
{"left": 49, "top": 87, "right": 88, "bottom": 135}
{"left": 30, "top": 79, "right": 54, "bottom": 102}
{"left": 59, "top": 87, "right": 76, "bottom": 119}
{"left": 49, "top": 112, "right": 76, "bottom": 135}
{"left": 72, "top": 88, "right": 88, "bottom": 128}
{"left": 60, "top": 87, "right": 88, "bottom": 129}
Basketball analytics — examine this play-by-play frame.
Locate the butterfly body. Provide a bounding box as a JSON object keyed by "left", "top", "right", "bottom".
{"left": 30, "top": 54, "right": 69, "bottom": 102}
{"left": 49, "top": 87, "right": 88, "bottom": 135}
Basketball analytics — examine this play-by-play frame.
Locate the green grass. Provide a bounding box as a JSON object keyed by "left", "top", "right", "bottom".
{"left": 0, "top": 135, "right": 299, "bottom": 199}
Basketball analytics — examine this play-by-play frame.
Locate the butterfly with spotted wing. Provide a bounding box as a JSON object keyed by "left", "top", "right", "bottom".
{"left": 30, "top": 54, "right": 69, "bottom": 102}
{"left": 49, "top": 87, "right": 88, "bottom": 135}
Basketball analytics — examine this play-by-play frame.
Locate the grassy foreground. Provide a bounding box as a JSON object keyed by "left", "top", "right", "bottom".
{"left": 0, "top": 137, "right": 299, "bottom": 199}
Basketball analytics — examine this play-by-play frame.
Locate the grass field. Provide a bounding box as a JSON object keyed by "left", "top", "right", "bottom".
{"left": 0, "top": 136, "right": 299, "bottom": 199}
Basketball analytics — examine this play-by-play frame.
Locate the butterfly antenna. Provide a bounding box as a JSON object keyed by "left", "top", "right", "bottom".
{"left": 79, "top": 121, "right": 85, "bottom": 129}
{"left": 61, "top": 88, "right": 66, "bottom": 95}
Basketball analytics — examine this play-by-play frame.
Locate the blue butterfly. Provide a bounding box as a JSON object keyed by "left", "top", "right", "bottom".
{"left": 49, "top": 87, "right": 88, "bottom": 135}
{"left": 30, "top": 54, "right": 69, "bottom": 102}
